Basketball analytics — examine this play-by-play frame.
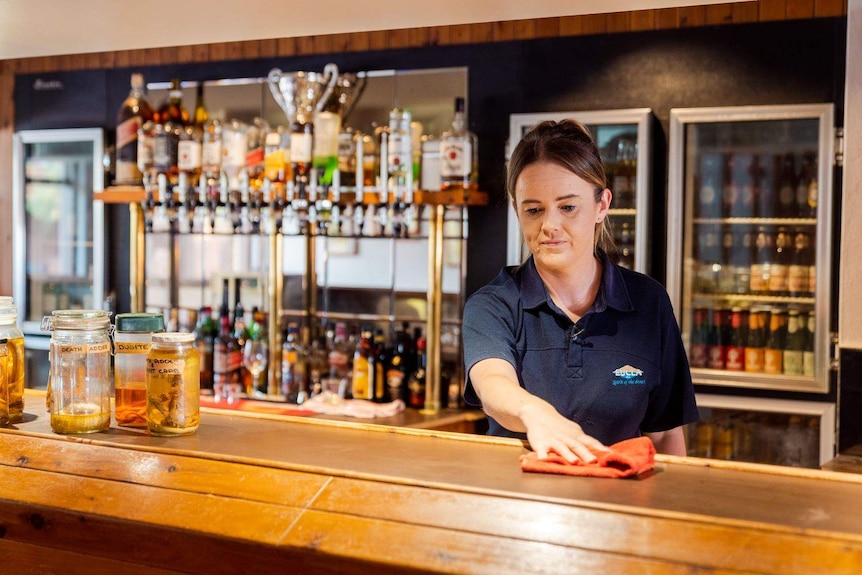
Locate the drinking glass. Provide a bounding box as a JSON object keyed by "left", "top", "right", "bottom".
{"left": 243, "top": 339, "right": 268, "bottom": 396}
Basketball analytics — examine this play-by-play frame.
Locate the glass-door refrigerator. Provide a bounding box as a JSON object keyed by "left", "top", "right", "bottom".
{"left": 507, "top": 109, "right": 652, "bottom": 272}
{"left": 12, "top": 128, "right": 105, "bottom": 387}
{"left": 666, "top": 104, "right": 836, "bottom": 467}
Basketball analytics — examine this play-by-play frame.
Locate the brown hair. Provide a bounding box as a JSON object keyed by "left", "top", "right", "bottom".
{"left": 507, "top": 119, "right": 613, "bottom": 253}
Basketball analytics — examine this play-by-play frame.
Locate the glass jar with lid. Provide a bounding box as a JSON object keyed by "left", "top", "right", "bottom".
{"left": 146, "top": 332, "right": 200, "bottom": 436}
{"left": 0, "top": 296, "right": 25, "bottom": 423}
{"left": 0, "top": 338, "right": 9, "bottom": 426}
{"left": 114, "top": 312, "right": 165, "bottom": 427}
{"left": 41, "top": 309, "right": 113, "bottom": 434}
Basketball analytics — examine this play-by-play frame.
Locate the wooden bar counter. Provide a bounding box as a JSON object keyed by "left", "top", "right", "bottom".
{"left": 2, "top": 390, "right": 862, "bottom": 574}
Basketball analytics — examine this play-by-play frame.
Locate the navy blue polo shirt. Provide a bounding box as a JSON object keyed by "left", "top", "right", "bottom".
{"left": 463, "top": 252, "right": 699, "bottom": 446}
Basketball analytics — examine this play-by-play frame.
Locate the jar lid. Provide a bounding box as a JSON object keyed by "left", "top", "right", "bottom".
{"left": 115, "top": 312, "right": 165, "bottom": 333}
{"left": 153, "top": 332, "right": 195, "bottom": 344}
{"left": 42, "top": 309, "right": 112, "bottom": 331}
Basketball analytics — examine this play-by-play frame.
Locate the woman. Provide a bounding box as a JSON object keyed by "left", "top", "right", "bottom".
{"left": 463, "top": 119, "right": 698, "bottom": 464}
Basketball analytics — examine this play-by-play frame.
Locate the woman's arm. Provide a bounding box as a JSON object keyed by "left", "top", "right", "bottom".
{"left": 644, "top": 426, "right": 687, "bottom": 456}
{"left": 469, "top": 357, "right": 607, "bottom": 463}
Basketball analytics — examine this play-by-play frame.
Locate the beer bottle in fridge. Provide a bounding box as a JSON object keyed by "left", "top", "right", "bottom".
{"left": 764, "top": 307, "right": 786, "bottom": 375}
{"left": 788, "top": 229, "right": 812, "bottom": 297}
{"left": 689, "top": 307, "right": 709, "bottom": 368}
{"left": 744, "top": 307, "right": 767, "bottom": 373}
{"left": 725, "top": 307, "right": 747, "bottom": 372}
{"left": 749, "top": 226, "right": 773, "bottom": 295}
{"left": 707, "top": 308, "right": 727, "bottom": 370}
{"left": 754, "top": 154, "right": 776, "bottom": 218}
{"left": 776, "top": 153, "right": 797, "bottom": 218}
{"left": 768, "top": 227, "right": 791, "bottom": 296}
{"left": 729, "top": 153, "right": 755, "bottom": 218}
{"left": 783, "top": 310, "right": 804, "bottom": 376}
{"left": 802, "top": 311, "right": 816, "bottom": 377}
{"left": 697, "top": 153, "right": 723, "bottom": 219}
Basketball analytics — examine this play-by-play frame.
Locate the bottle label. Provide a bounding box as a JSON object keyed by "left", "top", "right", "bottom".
{"left": 246, "top": 147, "right": 265, "bottom": 170}
{"left": 146, "top": 357, "right": 185, "bottom": 376}
{"left": 725, "top": 346, "right": 745, "bottom": 371}
{"left": 178, "top": 140, "right": 202, "bottom": 171}
{"left": 202, "top": 141, "right": 223, "bottom": 169}
{"left": 137, "top": 134, "right": 153, "bottom": 166}
{"left": 768, "top": 265, "right": 788, "bottom": 293}
{"left": 803, "top": 351, "right": 815, "bottom": 377}
{"left": 707, "top": 344, "right": 726, "bottom": 370}
{"left": 117, "top": 341, "right": 152, "bottom": 355}
{"left": 440, "top": 140, "right": 472, "bottom": 177}
{"left": 744, "top": 347, "right": 764, "bottom": 372}
{"left": 787, "top": 265, "right": 809, "bottom": 294}
{"left": 689, "top": 343, "right": 707, "bottom": 368}
{"left": 749, "top": 264, "right": 768, "bottom": 292}
{"left": 117, "top": 117, "right": 141, "bottom": 158}
{"left": 290, "top": 133, "right": 313, "bottom": 163}
{"left": 764, "top": 348, "right": 783, "bottom": 374}
{"left": 58, "top": 342, "right": 110, "bottom": 355}
{"left": 783, "top": 350, "right": 803, "bottom": 375}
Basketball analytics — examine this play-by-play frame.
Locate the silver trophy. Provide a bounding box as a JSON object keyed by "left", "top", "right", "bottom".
{"left": 267, "top": 63, "right": 340, "bottom": 125}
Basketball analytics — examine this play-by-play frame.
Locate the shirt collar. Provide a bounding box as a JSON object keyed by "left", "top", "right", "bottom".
{"left": 518, "top": 250, "right": 634, "bottom": 314}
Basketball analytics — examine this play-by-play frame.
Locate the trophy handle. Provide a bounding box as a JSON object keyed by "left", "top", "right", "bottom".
{"left": 315, "top": 63, "right": 340, "bottom": 114}
{"left": 342, "top": 72, "right": 368, "bottom": 125}
{"left": 267, "top": 68, "right": 290, "bottom": 116}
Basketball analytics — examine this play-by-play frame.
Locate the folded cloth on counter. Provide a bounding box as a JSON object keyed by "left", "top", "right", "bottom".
{"left": 519, "top": 436, "right": 656, "bottom": 479}
{"left": 300, "top": 391, "right": 406, "bottom": 419}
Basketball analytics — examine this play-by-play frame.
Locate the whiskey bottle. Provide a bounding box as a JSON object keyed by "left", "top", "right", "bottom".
{"left": 407, "top": 335, "right": 427, "bottom": 409}
{"left": 193, "top": 83, "right": 209, "bottom": 129}
{"left": 116, "top": 73, "right": 154, "bottom": 185}
{"left": 439, "top": 97, "right": 478, "bottom": 191}
{"left": 156, "top": 78, "right": 190, "bottom": 126}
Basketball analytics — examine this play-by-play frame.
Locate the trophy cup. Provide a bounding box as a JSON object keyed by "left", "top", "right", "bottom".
{"left": 267, "top": 63, "right": 340, "bottom": 126}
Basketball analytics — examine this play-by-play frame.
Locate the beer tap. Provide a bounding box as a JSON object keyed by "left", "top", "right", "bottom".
{"left": 194, "top": 175, "right": 210, "bottom": 234}
{"left": 174, "top": 173, "right": 190, "bottom": 234}
{"left": 184, "top": 174, "right": 199, "bottom": 233}
{"left": 236, "top": 171, "right": 251, "bottom": 234}
{"left": 142, "top": 173, "right": 159, "bottom": 232}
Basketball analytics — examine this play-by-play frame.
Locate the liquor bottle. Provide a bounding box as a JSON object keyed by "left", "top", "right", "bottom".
{"left": 201, "top": 119, "right": 223, "bottom": 184}
{"left": 803, "top": 311, "right": 816, "bottom": 377}
{"left": 232, "top": 280, "right": 251, "bottom": 394}
{"left": 387, "top": 108, "right": 413, "bottom": 201}
{"left": 213, "top": 280, "right": 241, "bottom": 401}
{"left": 246, "top": 117, "right": 269, "bottom": 188}
{"left": 327, "top": 322, "right": 352, "bottom": 397}
{"left": 137, "top": 120, "right": 156, "bottom": 187}
{"left": 768, "top": 227, "right": 791, "bottom": 296}
{"left": 725, "top": 307, "right": 747, "bottom": 372}
{"left": 749, "top": 226, "right": 773, "bottom": 295}
{"left": 116, "top": 73, "right": 154, "bottom": 185}
{"left": 153, "top": 120, "right": 180, "bottom": 185}
{"left": 313, "top": 110, "right": 341, "bottom": 186}
{"left": 386, "top": 327, "right": 410, "bottom": 403}
{"left": 754, "top": 154, "right": 776, "bottom": 219}
{"left": 696, "top": 153, "right": 723, "bottom": 219}
{"left": 290, "top": 118, "right": 314, "bottom": 193}
{"left": 763, "top": 307, "right": 787, "bottom": 375}
{"left": 439, "top": 97, "right": 478, "bottom": 191}
{"left": 783, "top": 310, "right": 804, "bottom": 376}
{"left": 729, "top": 226, "right": 753, "bottom": 294}
{"left": 744, "top": 307, "right": 767, "bottom": 373}
{"left": 407, "top": 335, "right": 427, "bottom": 409}
{"left": 351, "top": 327, "right": 374, "bottom": 400}
{"left": 264, "top": 126, "right": 289, "bottom": 184}
{"left": 193, "top": 83, "right": 209, "bottom": 129}
{"left": 788, "top": 229, "right": 812, "bottom": 297}
{"left": 776, "top": 153, "right": 797, "bottom": 218}
{"left": 706, "top": 308, "right": 727, "bottom": 370}
{"left": 281, "top": 322, "right": 308, "bottom": 403}
{"left": 193, "top": 306, "right": 217, "bottom": 392}
{"left": 177, "top": 124, "right": 203, "bottom": 186}
{"left": 689, "top": 307, "right": 709, "bottom": 368}
{"left": 156, "top": 78, "right": 190, "bottom": 126}
{"left": 372, "top": 329, "right": 388, "bottom": 403}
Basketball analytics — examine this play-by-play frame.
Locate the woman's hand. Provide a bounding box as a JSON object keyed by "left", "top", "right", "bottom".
{"left": 519, "top": 398, "right": 608, "bottom": 463}
{"left": 469, "top": 358, "right": 608, "bottom": 463}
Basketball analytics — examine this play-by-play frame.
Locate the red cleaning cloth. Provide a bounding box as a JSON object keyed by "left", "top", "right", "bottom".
{"left": 519, "top": 436, "right": 656, "bottom": 479}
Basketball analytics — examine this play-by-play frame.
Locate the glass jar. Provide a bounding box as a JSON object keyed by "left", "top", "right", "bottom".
{"left": 146, "top": 332, "right": 200, "bottom": 436}
{"left": 114, "top": 312, "right": 165, "bottom": 427}
{"left": 0, "top": 297, "right": 25, "bottom": 423}
{"left": 41, "top": 309, "right": 113, "bottom": 434}
{"left": 0, "top": 338, "right": 9, "bottom": 426}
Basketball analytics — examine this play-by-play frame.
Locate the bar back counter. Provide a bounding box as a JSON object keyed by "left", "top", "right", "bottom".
{"left": 2, "top": 389, "right": 861, "bottom": 574}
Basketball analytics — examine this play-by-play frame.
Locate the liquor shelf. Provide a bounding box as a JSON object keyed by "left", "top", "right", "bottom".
{"left": 2, "top": 390, "right": 862, "bottom": 574}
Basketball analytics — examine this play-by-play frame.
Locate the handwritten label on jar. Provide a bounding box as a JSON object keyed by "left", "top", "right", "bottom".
{"left": 147, "top": 357, "right": 185, "bottom": 375}
{"left": 58, "top": 342, "right": 111, "bottom": 354}
{"left": 117, "top": 342, "right": 153, "bottom": 354}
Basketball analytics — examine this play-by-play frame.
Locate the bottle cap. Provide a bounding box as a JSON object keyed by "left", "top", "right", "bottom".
{"left": 153, "top": 332, "right": 195, "bottom": 344}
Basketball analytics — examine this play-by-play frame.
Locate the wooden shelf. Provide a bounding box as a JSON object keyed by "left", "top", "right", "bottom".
{"left": 94, "top": 186, "right": 146, "bottom": 203}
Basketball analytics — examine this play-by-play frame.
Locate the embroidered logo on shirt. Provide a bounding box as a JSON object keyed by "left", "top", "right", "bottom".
{"left": 612, "top": 365, "right": 645, "bottom": 386}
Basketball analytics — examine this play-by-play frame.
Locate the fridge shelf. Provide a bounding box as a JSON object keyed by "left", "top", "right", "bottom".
{"left": 608, "top": 208, "right": 637, "bottom": 217}
{"left": 691, "top": 293, "right": 816, "bottom": 306}
{"left": 693, "top": 217, "right": 817, "bottom": 226}
{"left": 691, "top": 368, "right": 820, "bottom": 393}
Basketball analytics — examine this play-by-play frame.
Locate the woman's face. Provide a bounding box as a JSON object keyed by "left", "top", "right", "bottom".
{"left": 514, "top": 161, "right": 611, "bottom": 273}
